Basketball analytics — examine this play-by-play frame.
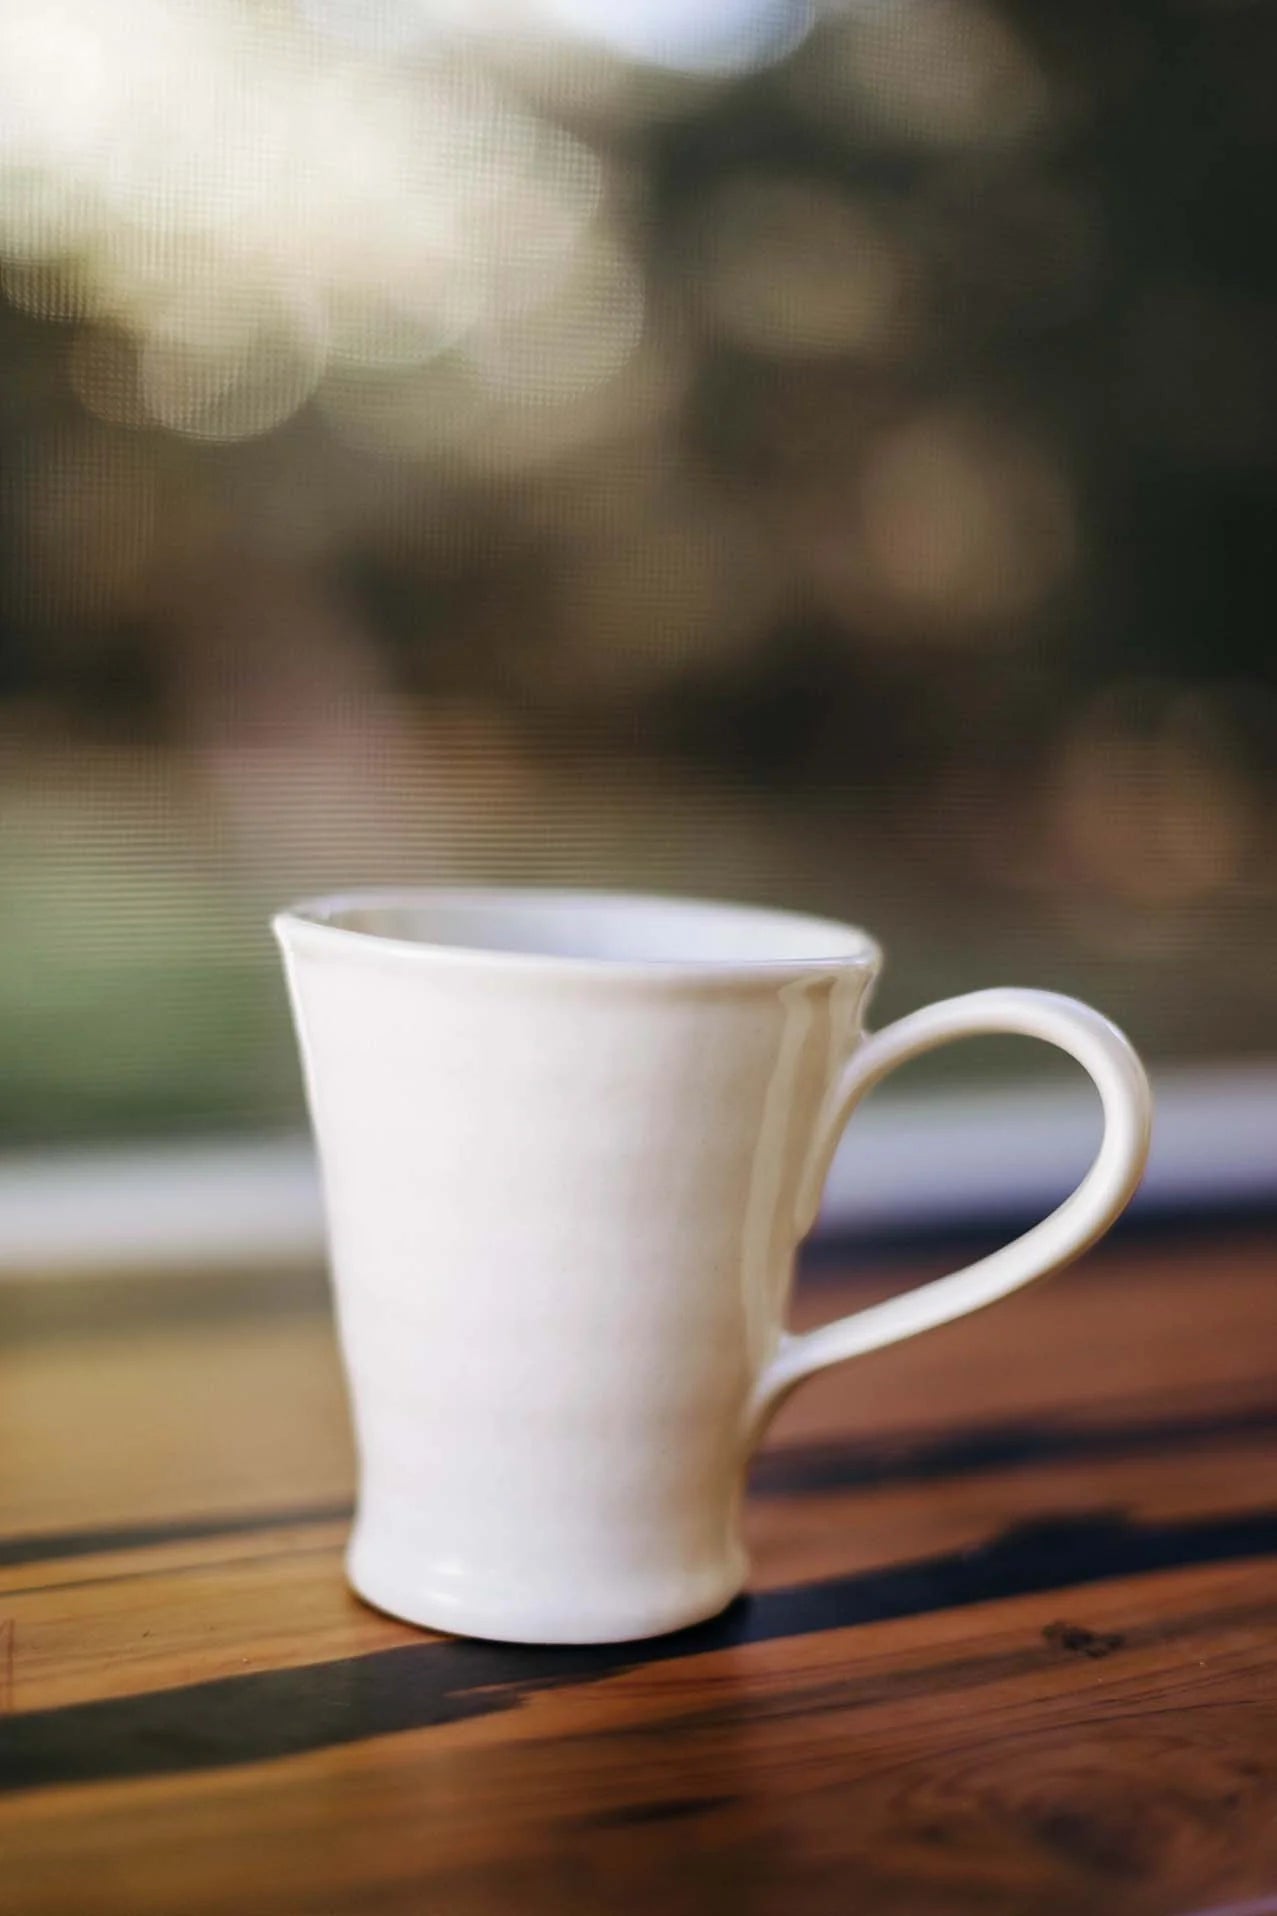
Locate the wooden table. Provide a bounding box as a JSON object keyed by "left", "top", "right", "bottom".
{"left": 2, "top": 1227, "right": 1276, "bottom": 1915}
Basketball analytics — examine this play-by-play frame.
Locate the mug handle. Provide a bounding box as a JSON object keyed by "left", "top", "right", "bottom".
{"left": 747, "top": 988, "right": 1152, "bottom": 1440}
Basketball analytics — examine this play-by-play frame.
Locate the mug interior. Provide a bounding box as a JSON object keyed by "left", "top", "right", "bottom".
{"left": 284, "top": 889, "right": 878, "bottom": 971}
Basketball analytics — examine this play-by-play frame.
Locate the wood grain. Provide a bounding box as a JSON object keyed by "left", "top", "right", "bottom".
{"left": 1, "top": 1227, "right": 1276, "bottom": 1916}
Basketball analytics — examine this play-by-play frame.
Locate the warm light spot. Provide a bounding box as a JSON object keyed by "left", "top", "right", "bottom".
{"left": 1051, "top": 686, "right": 1252, "bottom": 907}
{"left": 695, "top": 173, "right": 910, "bottom": 360}
{"left": 792, "top": 0, "right": 1053, "bottom": 150}
{"left": 855, "top": 410, "right": 1075, "bottom": 632}
{"left": 0, "top": 0, "right": 619, "bottom": 450}
{"left": 464, "top": 231, "right": 644, "bottom": 404}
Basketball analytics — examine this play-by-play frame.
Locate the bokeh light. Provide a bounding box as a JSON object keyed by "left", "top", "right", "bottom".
{"left": 537, "top": 0, "right": 815, "bottom": 74}
{"left": 1050, "top": 684, "right": 1254, "bottom": 912}
{"left": 694, "top": 173, "right": 913, "bottom": 360}
{"left": 811, "top": 409, "right": 1077, "bottom": 640}
{"left": 1, "top": 0, "right": 1275, "bottom": 1155}
{"left": 790, "top": 0, "right": 1054, "bottom": 151}
{"left": 0, "top": 0, "right": 622, "bottom": 442}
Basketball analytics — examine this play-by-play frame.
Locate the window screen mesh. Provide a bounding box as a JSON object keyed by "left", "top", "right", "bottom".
{"left": 0, "top": 0, "right": 1273, "bottom": 1144}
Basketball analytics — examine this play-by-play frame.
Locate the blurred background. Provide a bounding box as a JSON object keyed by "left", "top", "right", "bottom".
{"left": 1, "top": 0, "right": 1274, "bottom": 1262}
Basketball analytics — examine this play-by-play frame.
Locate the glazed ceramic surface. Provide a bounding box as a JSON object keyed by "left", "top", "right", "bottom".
{"left": 274, "top": 889, "right": 1152, "bottom": 1644}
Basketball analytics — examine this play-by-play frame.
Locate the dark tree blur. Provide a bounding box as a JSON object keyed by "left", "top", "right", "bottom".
{"left": 0, "top": 0, "right": 1273, "bottom": 1142}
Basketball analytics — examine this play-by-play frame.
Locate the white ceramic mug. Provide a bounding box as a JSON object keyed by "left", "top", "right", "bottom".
{"left": 275, "top": 888, "right": 1151, "bottom": 1646}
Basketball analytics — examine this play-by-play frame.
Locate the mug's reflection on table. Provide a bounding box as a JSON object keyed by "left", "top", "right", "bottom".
{"left": 2, "top": 1226, "right": 1276, "bottom": 1916}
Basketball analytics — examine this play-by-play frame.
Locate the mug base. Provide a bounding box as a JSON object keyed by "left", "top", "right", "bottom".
{"left": 347, "top": 1540, "right": 747, "bottom": 1646}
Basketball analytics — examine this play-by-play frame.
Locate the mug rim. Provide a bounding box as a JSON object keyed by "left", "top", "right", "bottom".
{"left": 273, "top": 887, "right": 882, "bottom": 984}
